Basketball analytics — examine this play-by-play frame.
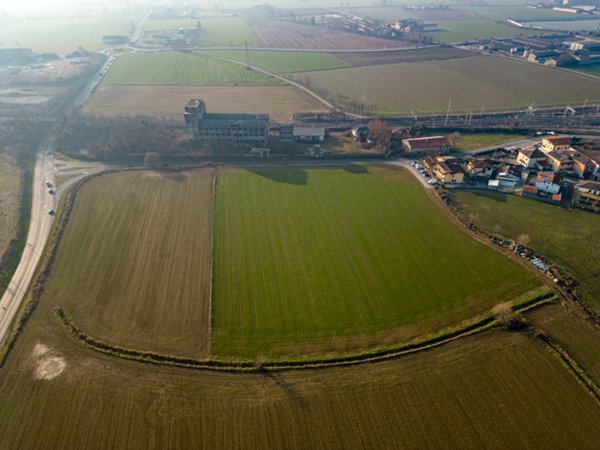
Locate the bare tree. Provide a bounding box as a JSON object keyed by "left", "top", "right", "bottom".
{"left": 493, "top": 303, "right": 526, "bottom": 330}
{"left": 449, "top": 131, "right": 461, "bottom": 150}
{"left": 368, "top": 119, "right": 392, "bottom": 151}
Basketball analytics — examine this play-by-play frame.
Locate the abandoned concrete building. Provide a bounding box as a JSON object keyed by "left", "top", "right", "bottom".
{"left": 184, "top": 99, "right": 270, "bottom": 146}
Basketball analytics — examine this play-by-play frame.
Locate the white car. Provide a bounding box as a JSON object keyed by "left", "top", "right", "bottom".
{"left": 427, "top": 179, "right": 437, "bottom": 185}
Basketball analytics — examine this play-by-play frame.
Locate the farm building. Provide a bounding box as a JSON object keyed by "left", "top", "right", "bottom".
{"left": 293, "top": 127, "right": 325, "bottom": 142}
{"left": 184, "top": 99, "right": 270, "bottom": 145}
{"left": 402, "top": 136, "right": 451, "bottom": 155}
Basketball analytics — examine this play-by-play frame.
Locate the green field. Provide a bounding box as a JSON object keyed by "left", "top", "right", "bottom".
{"left": 294, "top": 55, "right": 600, "bottom": 115}
{"left": 103, "top": 52, "right": 280, "bottom": 85}
{"left": 196, "top": 49, "right": 347, "bottom": 73}
{"left": 143, "top": 18, "right": 199, "bottom": 32}
{"left": 453, "top": 133, "right": 525, "bottom": 152}
{"left": 0, "top": 15, "right": 139, "bottom": 54}
{"left": 571, "top": 63, "right": 600, "bottom": 78}
{"left": 450, "top": 190, "right": 600, "bottom": 312}
{"left": 196, "top": 16, "right": 259, "bottom": 47}
{"left": 44, "top": 170, "right": 214, "bottom": 358}
{"left": 426, "top": 20, "right": 546, "bottom": 43}
{"left": 213, "top": 166, "right": 539, "bottom": 358}
{"left": 461, "top": 6, "right": 583, "bottom": 20}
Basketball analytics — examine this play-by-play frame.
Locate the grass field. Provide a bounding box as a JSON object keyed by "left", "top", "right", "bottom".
{"left": 43, "top": 170, "right": 214, "bottom": 358}
{"left": 1, "top": 316, "right": 599, "bottom": 448}
{"left": 196, "top": 16, "right": 259, "bottom": 47}
{"left": 196, "top": 49, "right": 347, "bottom": 73}
{"left": 213, "top": 166, "right": 539, "bottom": 358}
{"left": 426, "top": 20, "right": 547, "bottom": 43}
{"left": 0, "top": 153, "right": 20, "bottom": 259}
{"left": 143, "top": 18, "right": 198, "bottom": 32}
{"left": 571, "top": 63, "right": 600, "bottom": 78}
{"left": 103, "top": 52, "right": 279, "bottom": 85}
{"left": 334, "top": 47, "right": 473, "bottom": 67}
{"left": 453, "top": 133, "right": 525, "bottom": 152}
{"left": 461, "top": 6, "right": 583, "bottom": 21}
{"left": 84, "top": 85, "right": 329, "bottom": 121}
{"left": 450, "top": 190, "right": 600, "bottom": 312}
{"left": 294, "top": 55, "right": 600, "bottom": 115}
{"left": 0, "top": 15, "right": 139, "bottom": 54}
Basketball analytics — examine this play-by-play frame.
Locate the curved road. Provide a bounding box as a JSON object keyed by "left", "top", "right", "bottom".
{"left": 0, "top": 141, "right": 55, "bottom": 343}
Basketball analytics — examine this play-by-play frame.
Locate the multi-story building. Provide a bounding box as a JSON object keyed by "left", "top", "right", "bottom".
{"left": 184, "top": 99, "right": 270, "bottom": 146}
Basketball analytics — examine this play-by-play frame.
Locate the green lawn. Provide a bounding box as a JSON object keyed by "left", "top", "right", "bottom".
{"left": 196, "top": 49, "right": 347, "bottom": 73}
{"left": 0, "top": 15, "right": 139, "bottom": 54}
{"left": 103, "top": 52, "right": 280, "bottom": 85}
{"left": 213, "top": 166, "right": 540, "bottom": 359}
{"left": 450, "top": 190, "right": 600, "bottom": 312}
{"left": 294, "top": 55, "right": 600, "bottom": 115}
{"left": 196, "top": 16, "right": 259, "bottom": 47}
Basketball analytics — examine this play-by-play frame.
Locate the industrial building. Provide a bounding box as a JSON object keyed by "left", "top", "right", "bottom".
{"left": 184, "top": 99, "right": 270, "bottom": 146}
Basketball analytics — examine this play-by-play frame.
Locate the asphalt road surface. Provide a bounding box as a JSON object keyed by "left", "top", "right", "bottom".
{"left": 0, "top": 141, "right": 55, "bottom": 343}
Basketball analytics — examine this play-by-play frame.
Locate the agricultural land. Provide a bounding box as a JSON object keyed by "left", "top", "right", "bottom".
{"left": 449, "top": 189, "right": 600, "bottom": 312}
{"left": 0, "top": 15, "right": 140, "bottom": 55}
{"left": 246, "top": 19, "right": 410, "bottom": 50}
{"left": 293, "top": 55, "right": 600, "bottom": 115}
{"left": 452, "top": 133, "right": 525, "bottom": 152}
{"left": 572, "top": 63, "right": 600, "bottom": 78}
{"left": 102, "top": 52, "right": 279, "bottom": 85}
{"left": 196, "top": 49, "right": 348, "bottom": 73}
{"left": 0, "top": 152, "right": 20, "bottom": 258}
{"left": 83, "top": 85, "right": 329, "bottom": 121}
{"left": 213, "top": 166, "right": 540, "bottom": 358}
{"left": 43, "top": 170, "right": 215, "bottom": 358}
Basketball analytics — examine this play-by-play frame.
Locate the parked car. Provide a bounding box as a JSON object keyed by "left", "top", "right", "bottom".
{"left": 48, "top": 209, "right": 55, "bottom": 216}
{"left": 427, "top": 179, "right": 437, "bottom": 185}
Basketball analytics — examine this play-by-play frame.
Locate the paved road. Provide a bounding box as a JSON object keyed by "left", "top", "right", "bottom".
{"left": 0, "top": 141, "right": 55, "bottom": 343}
{"left": 388, "top": 159, "right": 434, "bottom": 189}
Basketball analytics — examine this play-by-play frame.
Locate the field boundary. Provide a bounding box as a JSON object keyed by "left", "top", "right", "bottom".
{"left": 440, "top": 188, "right": 600, "bottom": 324}
{"left": 54, "top": 293, "right": 556, "bottom": 373}
{"left": 535, "top": 330, "right": 600, "bottom": 403}
{"left": 207, "top": 169, "right": 217, "bottom": 355}
{"left": 0, "top": 168, "right": 112, "bottom": 366}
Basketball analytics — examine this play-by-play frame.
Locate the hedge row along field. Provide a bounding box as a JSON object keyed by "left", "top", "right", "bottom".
{"left": 213, "top": 166, "right": 540, "bottom": 359}
{"left": 103, "top": 52, "right": 280, "bottom": 85}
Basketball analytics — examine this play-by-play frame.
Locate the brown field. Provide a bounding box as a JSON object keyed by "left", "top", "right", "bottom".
{"left": 0, "top": 153, "right": 20, "bottom": 258}
{"left": 84, "top": 85, "right": 329, "bottom": 121}
{"left": 248, "top": 19, "right": 411, "bottom": 50}
{"left": 527, "top": 302, "right": 600, "bottom": 386}
{"left": 335, "top": 46, "right": 473, "bottom": 67}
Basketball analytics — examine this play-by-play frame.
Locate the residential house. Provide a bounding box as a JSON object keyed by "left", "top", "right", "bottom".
{"left": 465, "top": 158, "right": 494, "bottom": 178}
{"left": 577, "top": 180, "right": 600, "bottom": 203}
{"left": 431, "top": 161, "right": 464, "bottom": 184}
{"left": 541, "top": 136, "right": 571, "bottom": 154}
{"left": 546, "top": 150, "right": 574, "bottom": 173}
{"left": 517, "top": 148, "right": 547, "bottom": 169}
{"left": 402, "top": 136, "right": 451, "bottom": 155}
{"left": 571, "top": 151, "right": 599, "bottom": 179}
{"left": 293, "top": 127, "right": 325, "bottom": 142}
{"left": 535, "top": 171, "right": 562, "bottom": 194}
